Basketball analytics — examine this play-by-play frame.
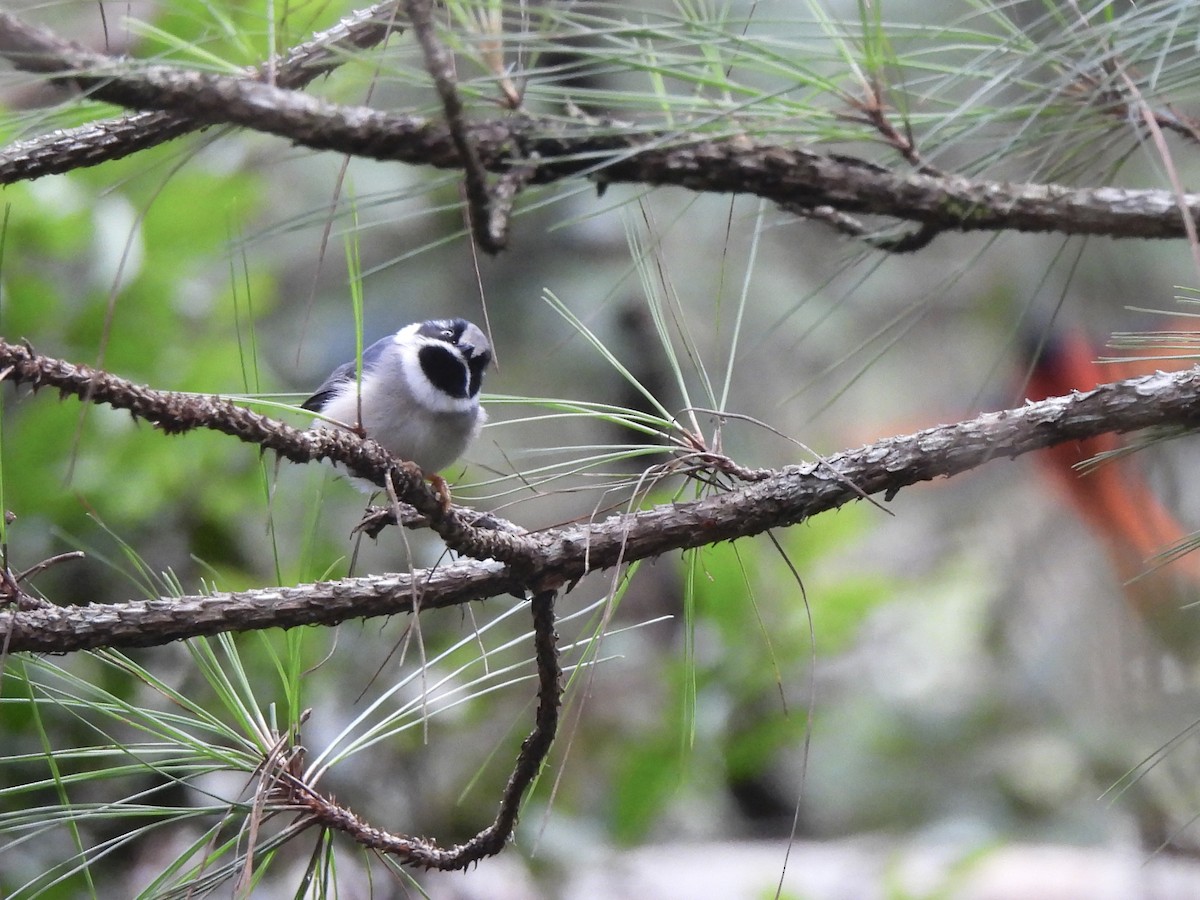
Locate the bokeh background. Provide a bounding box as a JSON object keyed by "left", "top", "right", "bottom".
{"left": 5, "top": 1, "right": 1200, "bottom": 896}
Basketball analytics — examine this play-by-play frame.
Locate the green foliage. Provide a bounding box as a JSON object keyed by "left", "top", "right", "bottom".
{"left": 0, "top": 633, "right": 323, "bottom": 898}
{"left": 610, "top": 721, "right": 687, "bottom": 844}
{"left": 606, "top": 504, "right": 891, "bottom": 843}
{"left": 0, "top": 131, "right": 286, "bottom": 588}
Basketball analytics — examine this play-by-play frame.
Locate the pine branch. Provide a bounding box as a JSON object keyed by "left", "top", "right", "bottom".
{"left": 0, "top": 11, "right": 1196, "bottom": 243}
{"left": 284, "top": 587, "right": 562, "bottom": 869}
{"left": 0, "top": 2, "right": 407, "bottom": 179}
{"left": 4, "top": 339, "right": 1200, "bottom": 654}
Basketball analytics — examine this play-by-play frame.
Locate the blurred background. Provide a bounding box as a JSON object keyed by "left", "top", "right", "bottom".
{"left": 5, "top": 0, "right": 1200, "bottom": 896}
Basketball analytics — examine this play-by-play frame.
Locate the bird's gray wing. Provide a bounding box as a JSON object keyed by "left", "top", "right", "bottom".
{"left": 301, "top": 335, "right": 394, "bottom": 411}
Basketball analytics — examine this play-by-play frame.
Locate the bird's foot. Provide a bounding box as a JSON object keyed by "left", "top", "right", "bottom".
{"left": 428, "top": 472, "right": 453, "bottom": 514}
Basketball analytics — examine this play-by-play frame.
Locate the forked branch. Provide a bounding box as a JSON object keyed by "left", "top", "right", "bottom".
{"left": 284, "top": 588, "right": 561, "bottom": 869}
{"left": 0, "top": 11, "right": 1197, "bottom": 243}
{"left": 4, "top": 339, "right": 1200, "bottom": 654}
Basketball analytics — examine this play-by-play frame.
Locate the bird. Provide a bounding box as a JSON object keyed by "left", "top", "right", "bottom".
{"left": 302, "top": 318, "right": 492, "bottom": 500}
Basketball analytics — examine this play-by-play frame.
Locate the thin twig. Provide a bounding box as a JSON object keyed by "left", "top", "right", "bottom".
{"left": 14, "top": 550, "right": 85, "bottom": 584}
{"left": 781, "top": 202, "right": 941, "bottom": 253}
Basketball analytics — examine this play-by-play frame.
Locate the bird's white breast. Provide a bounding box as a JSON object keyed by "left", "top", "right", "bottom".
{"left": 317, "top": 348, "right": 483, "bottom": 473}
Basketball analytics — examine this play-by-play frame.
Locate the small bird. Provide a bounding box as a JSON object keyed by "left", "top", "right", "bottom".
{"left": 303, "top": 318, "right": 492, "bottom": 494}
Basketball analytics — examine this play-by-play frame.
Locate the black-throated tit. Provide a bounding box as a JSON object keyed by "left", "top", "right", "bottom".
{"left": 303, "top": 318, "right": 492, "bottom": 479}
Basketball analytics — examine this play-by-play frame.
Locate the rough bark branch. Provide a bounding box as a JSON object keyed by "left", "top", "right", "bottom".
{"left": 0, "top": 11, "right": 1196, "bottom": 242}
{"left": 287, "top": 587, "right": 561, "bottom": 869}
{"left": 4, "top": 342, "right": 1200, "bottom": 654}
{"left": 0, "top": 3, "right": 406, "bottom": 179}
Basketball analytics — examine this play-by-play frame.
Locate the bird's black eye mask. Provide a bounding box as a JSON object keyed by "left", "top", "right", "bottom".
{"left": 419, "top": 344, "right": 470, "bottom": 398}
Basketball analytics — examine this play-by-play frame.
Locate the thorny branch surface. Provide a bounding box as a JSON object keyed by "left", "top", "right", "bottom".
{"left": 5, "top": 338, "right": 1200, "bottom": 654}
{"left": 0, "top": 3, "right": 408, "bottom": 180}
{"left": 0, "top": 11, "right": 1198, "bottom": 242}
